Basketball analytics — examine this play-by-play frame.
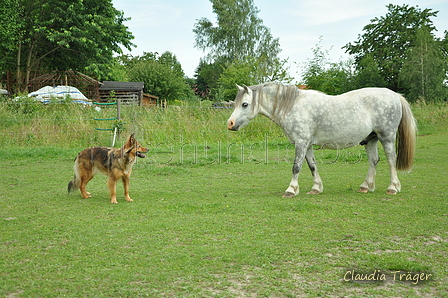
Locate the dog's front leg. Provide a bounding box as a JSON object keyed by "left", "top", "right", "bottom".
{"left": 122, "top": 175, "right": 132, "bottom": 202}
{"left": 108, "top": 176, "right": 118, "bottom": 204}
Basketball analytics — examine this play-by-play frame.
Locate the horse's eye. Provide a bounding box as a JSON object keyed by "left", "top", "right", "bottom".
{"left": 242, "top": 102, "right": 249, "bottom": 108}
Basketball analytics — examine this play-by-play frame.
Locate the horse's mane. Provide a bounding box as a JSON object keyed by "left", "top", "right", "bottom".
{"left": 234, "top": 83, "right": 301, "bottom": 117}
{"left": 257, "top": 83, "right": 300, "bottom": 117}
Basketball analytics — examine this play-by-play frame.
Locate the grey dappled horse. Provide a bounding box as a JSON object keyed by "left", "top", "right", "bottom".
{"left": 227, "top": 83, "right": 416, "bottom": 197}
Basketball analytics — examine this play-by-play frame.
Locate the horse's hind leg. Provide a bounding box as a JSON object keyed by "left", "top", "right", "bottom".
{"left": 305, "top": 147, "right": 323, "bottom": 194}
{"left": 380, "top": 137, "right": 401, "bottom": 194}
{"left": 359, "top": 138, "right": 379, "bottom": 193}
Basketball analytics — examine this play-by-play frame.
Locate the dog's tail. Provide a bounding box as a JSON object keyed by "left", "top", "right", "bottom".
{"left": 68, "top": 156, "right": 81, "bottom": 194}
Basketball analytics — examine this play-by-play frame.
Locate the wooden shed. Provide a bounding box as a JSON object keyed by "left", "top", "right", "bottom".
{"left": 99, "top": 81, "right": 144, "bottom": 105}
{"left": 142, "top": 93, "right": 159, "bottom": 107}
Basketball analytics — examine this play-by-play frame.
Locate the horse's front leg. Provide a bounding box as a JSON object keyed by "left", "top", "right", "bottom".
{"left": 283, "top": 142, "right": 307, "bottom": 198}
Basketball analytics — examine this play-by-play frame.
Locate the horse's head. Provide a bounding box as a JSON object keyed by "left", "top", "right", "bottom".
{"left": 227, "top": 84, "right": 256, "bottom": 131}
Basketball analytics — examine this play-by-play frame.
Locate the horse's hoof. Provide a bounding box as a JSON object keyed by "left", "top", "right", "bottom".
{"left": 357, "top": 187, "right": 369, "bottom": 193}
{"left": 282, "top": 192, "right": 296, "bottom": 198}
{"left": 307, "top": 189, "right": 320, "bottom": 195}
{"left": 386, "top": 189, "right": 397, "bottom": 195}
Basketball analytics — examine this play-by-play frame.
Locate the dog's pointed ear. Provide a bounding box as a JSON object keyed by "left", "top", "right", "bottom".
{"left": 127, "top": 133, "right": 136, "bottom": 145}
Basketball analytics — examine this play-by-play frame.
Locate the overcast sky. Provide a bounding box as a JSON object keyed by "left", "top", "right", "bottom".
{"left": 112, "top": 0, "right": 448, "bottom": 82}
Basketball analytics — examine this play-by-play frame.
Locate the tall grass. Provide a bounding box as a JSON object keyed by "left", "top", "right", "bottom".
{"left": 0, "top": 100, "right": 283, "bottom": 149}
{"left": 411, "top": 101, "right": 448, "bottom": 135}
{"left": 0, "top": 98, "right": 446, "bottom": 149}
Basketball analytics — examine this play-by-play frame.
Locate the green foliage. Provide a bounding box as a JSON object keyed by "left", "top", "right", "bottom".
{"left": 352, "top": 54, "right": 386, "bottom": 89}
{"left": 112, "top": 119, "right": 126, "bottom": 135}
{"left": 194, "top": 0, "right": 280, "bottom": 63}
{"left": 115, "top": 51, "right": 195, "bottom": 102}
{"left": 194, "top": 0, "right": 289, "bottom": 101}
{"left": 103, "top": 58, "right": 130, "bottom": 82}
{"left": 344, "top": 4, "right": 439, "bottom": 91}
{"left": 217, "top": 56, "right": 293, "bottom": 101}
{"left": 0, "top": 0, "right": 21, "bottom": 73}
{"left": 118, "top": 51, "right": 185, "bottom": 78}
{"left": 399, "top": 27, "right": 448, "bottom": 102}
{"left": 2, "top": 0, "right": 134, "bottom": 91}
{"left": 217, "top": 60, "right": 257, "bottom": 101}
{"left": 128, "top": 60, "right": 192, "bottom": 102}
{"left": 300, "top": 38, "right": 353, "bottom": 95}
{"left": 302, "top": 5, "right": 447, "bottom": 102}
{"left": 6, "top": 95, "right": 45, "bottom": 114}
{"left": 194, "top": 60, "right": 225, "bottom": 100}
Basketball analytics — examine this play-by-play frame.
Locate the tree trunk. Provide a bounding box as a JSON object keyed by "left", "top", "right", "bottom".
{"left": 24, "top": 43, "right": 35, "bottom": 93}
{"left": 16, "top": 40, "right": 22, "bottom": 93}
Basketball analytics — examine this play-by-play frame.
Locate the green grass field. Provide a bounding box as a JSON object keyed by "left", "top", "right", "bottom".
{"left": 1, "top": 101, "right": 447, "bottom": 297}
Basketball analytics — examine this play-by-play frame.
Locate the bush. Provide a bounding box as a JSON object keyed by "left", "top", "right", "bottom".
{"left": 128, "top": 60, "right": 193, "bottom": 103}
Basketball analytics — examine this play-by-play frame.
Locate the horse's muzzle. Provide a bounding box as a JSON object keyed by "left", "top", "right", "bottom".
{"left": 227, "top": 119, "right": 239, "bottom": 131}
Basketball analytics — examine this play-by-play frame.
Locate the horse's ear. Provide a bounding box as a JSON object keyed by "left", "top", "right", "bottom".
{"left": 242, "top": 84, "right": 252, "bottom": 95}
{"left": 236, "top": 84, "right": 244, "bottom": 91}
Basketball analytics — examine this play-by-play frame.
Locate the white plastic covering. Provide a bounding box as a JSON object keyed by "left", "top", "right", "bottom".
{"left": 28, "top": 86, "right": 91, "bottom": 105}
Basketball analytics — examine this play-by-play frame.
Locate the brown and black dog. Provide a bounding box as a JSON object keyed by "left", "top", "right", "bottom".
{"left": 68, "top": 133, "right": 148, "bottom": 203}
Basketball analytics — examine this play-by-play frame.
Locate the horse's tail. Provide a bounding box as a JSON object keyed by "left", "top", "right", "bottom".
{"left": 396, "top": 95, "right": 417, "bottom": 171}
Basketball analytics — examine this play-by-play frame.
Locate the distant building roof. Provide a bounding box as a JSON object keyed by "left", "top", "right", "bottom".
{"left": 99, "top": 81, "right": 144, "bottom": 91}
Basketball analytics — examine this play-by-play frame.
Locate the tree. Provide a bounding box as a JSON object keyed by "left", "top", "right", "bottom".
{"left": 157, "top": 52, "right": 185, "bottom": 79}
{"left": 3, "top": 0, "right": 134, "bottom": 92}
{"left": 344, "top": 4, "right": 438, "bottom": 92}
{"left": 217, "top": 56, "right": 293, "bottom": 101}
{"left": 300, "top": 37, "right": 330, "bottom": 90}
{"left": 301, "top": 37, "right": 353, "bottom": 95}
{"left": 117, "top": 51, "right": 193, "bottom": 102}
{"left": 0, "top": 0, "right": 21, "bottom": 75}
{"left": 193, "top": 0, "right": 288, "bottom": 100}
{"left": 441, "top": 31, "right": 448, "bottom": 60}
{"left": 129, "top": 52, "right": 192, "bottom": 101}
{"left": 194, "top": 0, "right": 280, "bottom": 64}
{"left": 194, "top": 60, "right": 224, "bottom": 100}
{"left": 216, "top": 59, "right": 257, "bottom": 101}
{"left": 352, "top": 54, "right": 386, "bottom": 89}
{"left": 399, "top": 27, "right": 447, "bottom": 102}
